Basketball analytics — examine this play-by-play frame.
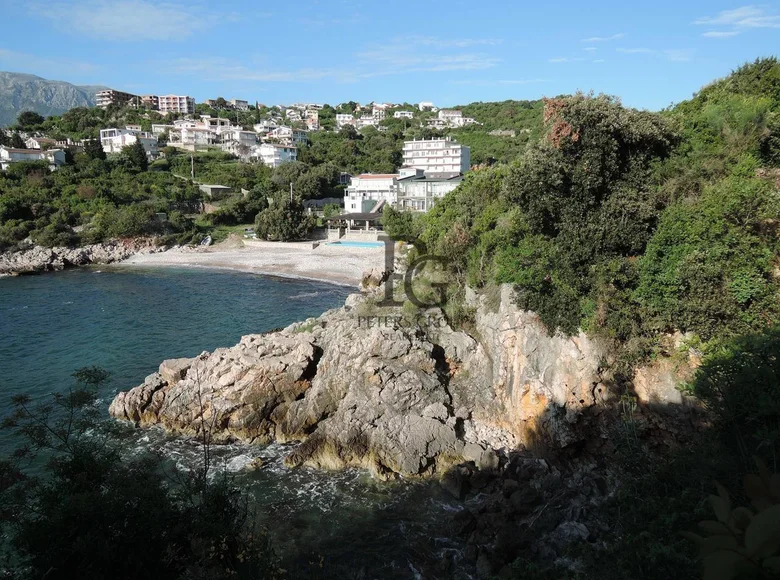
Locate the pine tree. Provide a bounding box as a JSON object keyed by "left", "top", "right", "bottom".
{"left": 83, "top": 138, "right": 106, "bottom": 161}
{"left": 123, "top": 140, "right": 148, "bottom": 171}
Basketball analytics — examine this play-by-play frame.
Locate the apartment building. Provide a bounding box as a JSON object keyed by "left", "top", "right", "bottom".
{"left": 395, "top": 167, "right": 463, "bottom": 212}
{"left": 99, "top": 127, "right": 159, "bottom": 157}
{"left": 229, "top": 99, "right": 249, "bottom": 111}
{"left": 393, "top": 111, "right": 414, "bottom": 119}
{"left": 96, "top": 89, "right": 140, "bottom": 108}
{"left": 142, "top": 95, "right": 159, "bottom": 110}
{"left": 254, "top": 143, "right": 297, "bottom": 168}
{"left": 402, "top": 138, "right": 471, "bottom": 174}
{"left": 158, "top": 95, "right": 195, "bottom": 114}
{"left": 267, "top": 126, "right": 307, "bottom": 145}
{"left": 344, "top": 174, "right": 398, "bottom": 213}
{"left": 0, "top": 146, "right": 66, "bottom": 171}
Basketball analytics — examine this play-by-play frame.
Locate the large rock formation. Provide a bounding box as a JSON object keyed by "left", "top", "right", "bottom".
{"left": 0, "top": 238, "right": 165, "bottom": 276}
{"left": 110, "top": 284, "right": 693, "bottom": 479}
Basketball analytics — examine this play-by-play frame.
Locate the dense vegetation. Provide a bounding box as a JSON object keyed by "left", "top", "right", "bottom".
{"left": 0, "top": 368, "right": 281, "bottom": 579}
{"left": 396, "top": 59, "right": 780, "bottom": 353}
{"left": 382, "top": 55, "right": 780, "bottom": 580}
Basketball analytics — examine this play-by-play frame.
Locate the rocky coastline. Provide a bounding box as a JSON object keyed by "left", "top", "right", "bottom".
{"left": 0, "top": 238, "right": 167, "bottom": 276}
{"left": 109, "top": 283, "right": 702, "bottom": 576}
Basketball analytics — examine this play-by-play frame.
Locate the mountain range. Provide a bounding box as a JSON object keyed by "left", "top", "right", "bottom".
{"left": 0, "top": 71, "right": 106, "bottom": 127}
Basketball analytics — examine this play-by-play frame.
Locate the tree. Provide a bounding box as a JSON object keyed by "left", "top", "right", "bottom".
{"left": 254, "top": 196, "right": 315, "bottom": 241}
{"left": 83, "top": 138, "right": 106, "bottom": 161}
{"left": 16, "top": 110, "right": 45, "bottom": 129}
{"left": 122, "top": 140, "right": 149, "bottom": 171}
{"left": 0, "top": 128, "right": 7, "bottom": 146}
{"left": 0, "top": 367, "right": 281, "bottom": 579}
{"left": 10, "top": 132, "right": 25, "bottom": 149}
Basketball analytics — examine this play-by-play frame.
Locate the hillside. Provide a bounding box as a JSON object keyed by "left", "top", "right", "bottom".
{"left": 0, "top": 71, "right": 105, "bottom": 127}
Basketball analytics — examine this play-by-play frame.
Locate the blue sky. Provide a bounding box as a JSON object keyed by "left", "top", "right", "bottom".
{"left": 1, "top": 0, "right": 778, "bottom": 110}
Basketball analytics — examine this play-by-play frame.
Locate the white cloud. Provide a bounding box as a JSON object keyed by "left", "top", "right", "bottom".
{"left": 165, "top": 35, "right": 503, "bottom": 84}
{"left": 356, "top": 36, "right": 501, "bottom": 73}
{"left": 548, "top": 57, "right": 585, "bottom": 63}
{"left": 31, "top": 1, "right": 231, "bottom": 41}
{"left": 617, "top": 48, "right": 692, "bottom": 61}
{"left": 584, "top": 47, "right": 598, "bottom": 52}
{"left": 695, "top": 5, "right": 780, "bottom": 36}
{"left": 0, "top": 48, "right": 99, "bottom": 75}
{"left": 702, "top": 30, "right": 741, "bottom": 37}
{"left": 581, "top": 33, "right": 626, "bottom": 43}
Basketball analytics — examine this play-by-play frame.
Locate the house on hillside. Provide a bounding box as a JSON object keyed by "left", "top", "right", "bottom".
{"left": 25, "top": 137, "right": 57, "bottom": 150}
{"left": 395, "top": 167, "right": 463, "bottom": 212}
{"left": 0, "top": 146, "right": 66, "bottom": 171}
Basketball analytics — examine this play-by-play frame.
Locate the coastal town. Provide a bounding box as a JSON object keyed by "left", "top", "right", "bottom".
{"left": 0, "top": 87, "right": 480, "bottom": 226}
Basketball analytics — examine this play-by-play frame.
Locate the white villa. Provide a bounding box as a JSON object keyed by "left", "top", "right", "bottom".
{"left": 254, "top": 143, "right": 297, "bottom": 168}
{"left": 395, "top": 167, "right": 463, "bottom": 212}
{"left": 0, "top": 146, "right": 67, "bottom": 171}
{"left": 344, "top": 173, "right": 399, "bottom": 213}
{"left": 99, "top": 127, "right": 159, "bottom": 157}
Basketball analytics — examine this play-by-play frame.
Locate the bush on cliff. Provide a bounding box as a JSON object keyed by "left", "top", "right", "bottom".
{"left": 0, "top": 368, "right": 281, "bottom": 580}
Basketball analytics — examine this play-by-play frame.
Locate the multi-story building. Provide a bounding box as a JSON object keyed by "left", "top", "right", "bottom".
{"left": 253, "top": 120, "right": 279, "bottom": 135}
{"left": 0, "top": 146, "right": 67, "bottom": 171}
{"left": 96, "top": 89, "right": 140, "bottom": 109}
{"left": 267, "top": 126, "right": 307, "bottom": 145}
{"left": 157, "top": 95, "right": 195, "bottom": 114}
{"left": 356, "top": 115, "right": 378, "bottom": 130}
{"left": 344, "top": 173, "right": 399, "bottom": 213}
{"left": 335, "top": 114, "right": 355, "bottom": 129}
{"left": 200, "top": 115, "right": 232, "bottom": 130}
{"left": 99, "top": 127, "right": 158, "bottom": 157}
{"left": 142, "top": 95, "right": 160, "bottom": 110}
{"left": 418, "top": 101, "right": 435, "bottom": 111}
{"left": 395, "top": 167, "right": 463, "bottom": 212}
{"left": 254, "top": 143, "right": 297, "bottom": 168}
{"left": 305, "top": 109, "right": 320, "bottom": 131}
{"left": 393, "top": 111, "right": 414, "bottom": 119}
{"left": 220, "top": 128, "right": 257, "bottom": 148}
{"left": 372, "top": 105, "right": 386, "bottom": 121}
{"left": 402, "top": 138, "right": 471, "bottom": 175}
{"left": 229, "top": 99, "right": 249, "bottom": 111}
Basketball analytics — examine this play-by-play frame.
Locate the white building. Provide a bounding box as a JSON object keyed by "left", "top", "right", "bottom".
{"left": 434, "top": 109, "right": 479, "bottom": 128}
{"left": 99, "top": 127, "right": 159, "bottom": 157}
{"left": 178, "top": 127, "right": 215, "bottom": 150}
{"left": 393, "top": 111, "right": 414, "bottom": 119}
{"left": 335, "top": 114, "right": 355, "bottom": 129}
{"left": 254, "top": 120, "right": 279, "bottom": 134}
{"left": 356, "top": 115, "right": 378, "bottom": 130}
{"left": 402, "top": 138, "right": 470, "bottom": 174}
{"left": 24, "top": 137, "right": 57, "bottom": 150}
{"left": 158, "top": 95, "right": 195, "bottom": 114}
{"left": 344, "top": 173, "right": 398, "bottom": 213}
{"left": 201, "top": 116, "right": 232, "bottom": 130}
{"left": 372, "top": 105, "right": 386, "bottom": 121}
{"left": 254, "top": 143, "right": 297, "bottom": 168}
{"left": 418, "top": 101, "right": 435, "bottom": 111}
{"left": 395, "top": 167, "right": 463, "bottom": 212}
{"left": 267, "top": 126, "right": 307, "bottom": 145}
{"left": 220, "top": 128, "right": 257, "bottom": 147}
{"left": 96, "top": 89, "right": 139, "bottom": 108}
{"left": 0, "top": 146, "right": 66, "bottom": 171}
{"left": 229, "top": 99, "right": 249, "bottom": 111}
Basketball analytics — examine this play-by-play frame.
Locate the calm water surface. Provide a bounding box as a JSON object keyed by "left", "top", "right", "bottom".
{"left": 0, "top": 267, "right": 463, "bottom": 578}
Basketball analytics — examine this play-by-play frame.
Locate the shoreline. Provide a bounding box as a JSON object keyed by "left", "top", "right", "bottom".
{"left": 116, "top": 240, "right": 386, "bottom": 287}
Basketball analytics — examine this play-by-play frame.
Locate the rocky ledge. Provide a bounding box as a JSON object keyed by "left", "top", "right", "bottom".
{"left": 0, "top": 238, "right": 167, "bottom": 276}
{"left": 110, "top": 285, "right": 697, "bottom": 480}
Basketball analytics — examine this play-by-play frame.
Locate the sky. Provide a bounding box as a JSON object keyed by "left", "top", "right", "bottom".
{"left": 1, "top": 0, "right": 778, "bottom": 110}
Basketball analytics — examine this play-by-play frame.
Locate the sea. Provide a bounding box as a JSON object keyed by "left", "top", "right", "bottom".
{"left": 0, "top": 266, "right": 465, "bottom": 578}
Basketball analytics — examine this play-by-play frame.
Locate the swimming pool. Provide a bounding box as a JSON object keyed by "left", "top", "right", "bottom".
{"left": 328, "top": 240, "right": 385, "bottom": 248}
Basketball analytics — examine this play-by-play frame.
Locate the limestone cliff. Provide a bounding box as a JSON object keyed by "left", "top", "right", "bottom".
{"left": 109, "top": 284, "right": 694, "bottom": 479}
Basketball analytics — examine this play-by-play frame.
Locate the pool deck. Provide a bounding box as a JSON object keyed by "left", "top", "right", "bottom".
{"left": 119, "top": 239, "right": 386, "bottom": 287}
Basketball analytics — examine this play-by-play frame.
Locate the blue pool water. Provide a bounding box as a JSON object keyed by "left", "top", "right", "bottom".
{"left": 328, "top": 240, "right": 385, "bottom": 248}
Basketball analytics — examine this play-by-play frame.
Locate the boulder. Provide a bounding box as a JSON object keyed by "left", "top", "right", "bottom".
{"left": 158, "top": 357, "right": 193, "bottom": 385}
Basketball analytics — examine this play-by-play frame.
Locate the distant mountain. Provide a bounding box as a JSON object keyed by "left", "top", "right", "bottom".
{"left": 0, "top": 72, "right": 107, "bottom": 127}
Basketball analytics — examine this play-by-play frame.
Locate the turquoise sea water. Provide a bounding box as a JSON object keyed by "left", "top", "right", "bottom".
{"left": 0, "top": 266, "right": 463, "bottom": 577}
